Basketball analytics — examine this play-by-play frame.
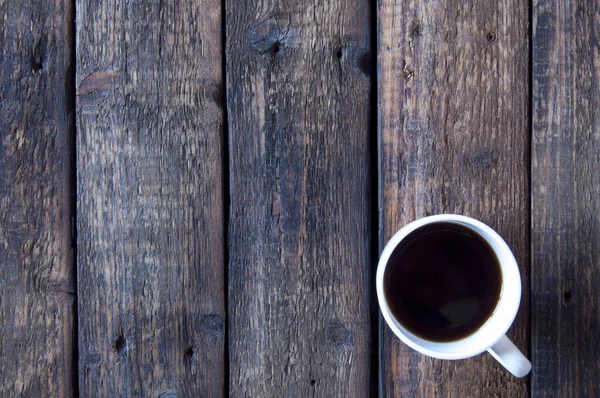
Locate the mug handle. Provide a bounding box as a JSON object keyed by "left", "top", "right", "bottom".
{"left": 487, "top": 335, "right": 532, "bottom": 377}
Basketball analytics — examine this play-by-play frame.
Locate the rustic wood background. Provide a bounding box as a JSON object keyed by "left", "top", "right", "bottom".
{"left": 0, "top": 0, "right": 598, "bottom": 396}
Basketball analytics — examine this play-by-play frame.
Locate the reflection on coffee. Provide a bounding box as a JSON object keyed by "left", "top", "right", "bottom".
{"left": 384, "top": 222, "right": 502, "bottom": 342}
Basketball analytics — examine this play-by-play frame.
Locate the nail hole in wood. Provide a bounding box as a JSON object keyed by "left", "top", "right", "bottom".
{"left": 402, "top": 60, "right": 414, "bottom": 80}
{"left": 310, "top": 379, "right": 316, "bottom": 386}
{"left": 30, "top": 55, "right": 43, "bottom": 73}
{"left": 272, "top": 41, "right": 281, "bottom": 54}
{"left": 411, "top": 23, "right": 422, "bottom": 38}
{"left": 357, "top": 52, "right": 371, "bottom": 76}
{"left": 115, "top": 333, "right": 127, "bottom": 354}
{"left": 336, "top": 48, "right": 343, "bottom": 59}
{"left": 211, "top": 83, "right": 224, "bottom": 108}
{"left": 486, "top": 32, "right": 497, "bottom": 42}
{"left": 185, "top": 345, "right": 194, "bottom": 358}
{"left": 562, "top": 279, "right": 573, "bottom": 304}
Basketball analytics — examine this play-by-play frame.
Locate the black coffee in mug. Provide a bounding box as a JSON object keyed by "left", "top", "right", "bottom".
{"left": 383, "top": 222, "right": 502, "bottom": 342}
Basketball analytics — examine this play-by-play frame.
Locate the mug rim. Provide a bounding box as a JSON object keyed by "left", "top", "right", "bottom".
{"left": 376, "top": 214, "right": 522, "bottom": 360}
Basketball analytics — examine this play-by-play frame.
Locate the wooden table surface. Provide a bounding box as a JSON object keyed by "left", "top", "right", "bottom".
{"left": 1, "top": 0, "right": 598, "bottom": 396}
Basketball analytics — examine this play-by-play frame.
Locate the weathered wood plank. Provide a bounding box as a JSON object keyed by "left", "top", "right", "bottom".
{"left": 226, "top": 0, "right": 374, "bottom": 395}
{"left": 76, "top": 0, "right": 225, "bottom": 395}
{"left": 0, "top": 0, "right": 74, "bottom": 396}
{"left": 531, "top": 0, "right": 600, "bottom": 396}
{"left": 378, "top": 0, "right": 530, "bottom": 395}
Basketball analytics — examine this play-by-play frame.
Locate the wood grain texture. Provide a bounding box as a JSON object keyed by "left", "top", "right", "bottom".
{"left": 226, "top": 0, "right": 373, "bottom": 395}
{"left": 0, "top": 0, "right": 74, "bottom": 396}
{"left": 531, "top": 0, "right": 600, "bottom": 396}
{"left": 76, "top": 0, "right": 225, "bottom": 396}
{"left": 378, "top": 0, "right": 530, "bottom": 395}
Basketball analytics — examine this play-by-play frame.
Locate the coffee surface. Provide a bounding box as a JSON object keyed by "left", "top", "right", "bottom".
{"left": 384, "top": 222, "right": 502, "bottom": 342}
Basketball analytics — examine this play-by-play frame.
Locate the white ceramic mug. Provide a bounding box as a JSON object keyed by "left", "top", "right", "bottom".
{"left": 376, "top": 214, "right": 532, "bottom": 377}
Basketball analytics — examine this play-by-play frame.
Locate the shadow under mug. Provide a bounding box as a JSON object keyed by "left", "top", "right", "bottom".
{"left": 376, "top": 214, "right": 532, "bottom": 377}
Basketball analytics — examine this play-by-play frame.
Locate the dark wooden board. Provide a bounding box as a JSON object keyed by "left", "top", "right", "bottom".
{"left": 531, "top": 0, "right": 600, "bottom": 396}
{"left": 0, "top": 0, "right": 75, "bottom": 396}
{"left": 378, "top": 0, "right": 530, "bottom": 395}
{"left": 226, "top": 0, "right": 374, "bottom": 395}
{"left": 76, "top": 0, "right": 225, "bottom": 396}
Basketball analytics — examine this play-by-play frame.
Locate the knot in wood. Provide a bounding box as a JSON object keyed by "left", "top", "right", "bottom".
{"left": 467, "top": 151, "right": 496, "bottom": 169}
{"left": 85, "top": 351, "right": 102, "bottom": 370}
{"left": 201, "top": 314, "right": 225, "bottom": 334}
{"left": 250, "top": 18, "right": 284, "bottom": 54}
{"left": 157, "top": 389, "right": 179, "bottom": 398}
{"left": 324, "top": 322, "right": 351, "bottom": 346}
